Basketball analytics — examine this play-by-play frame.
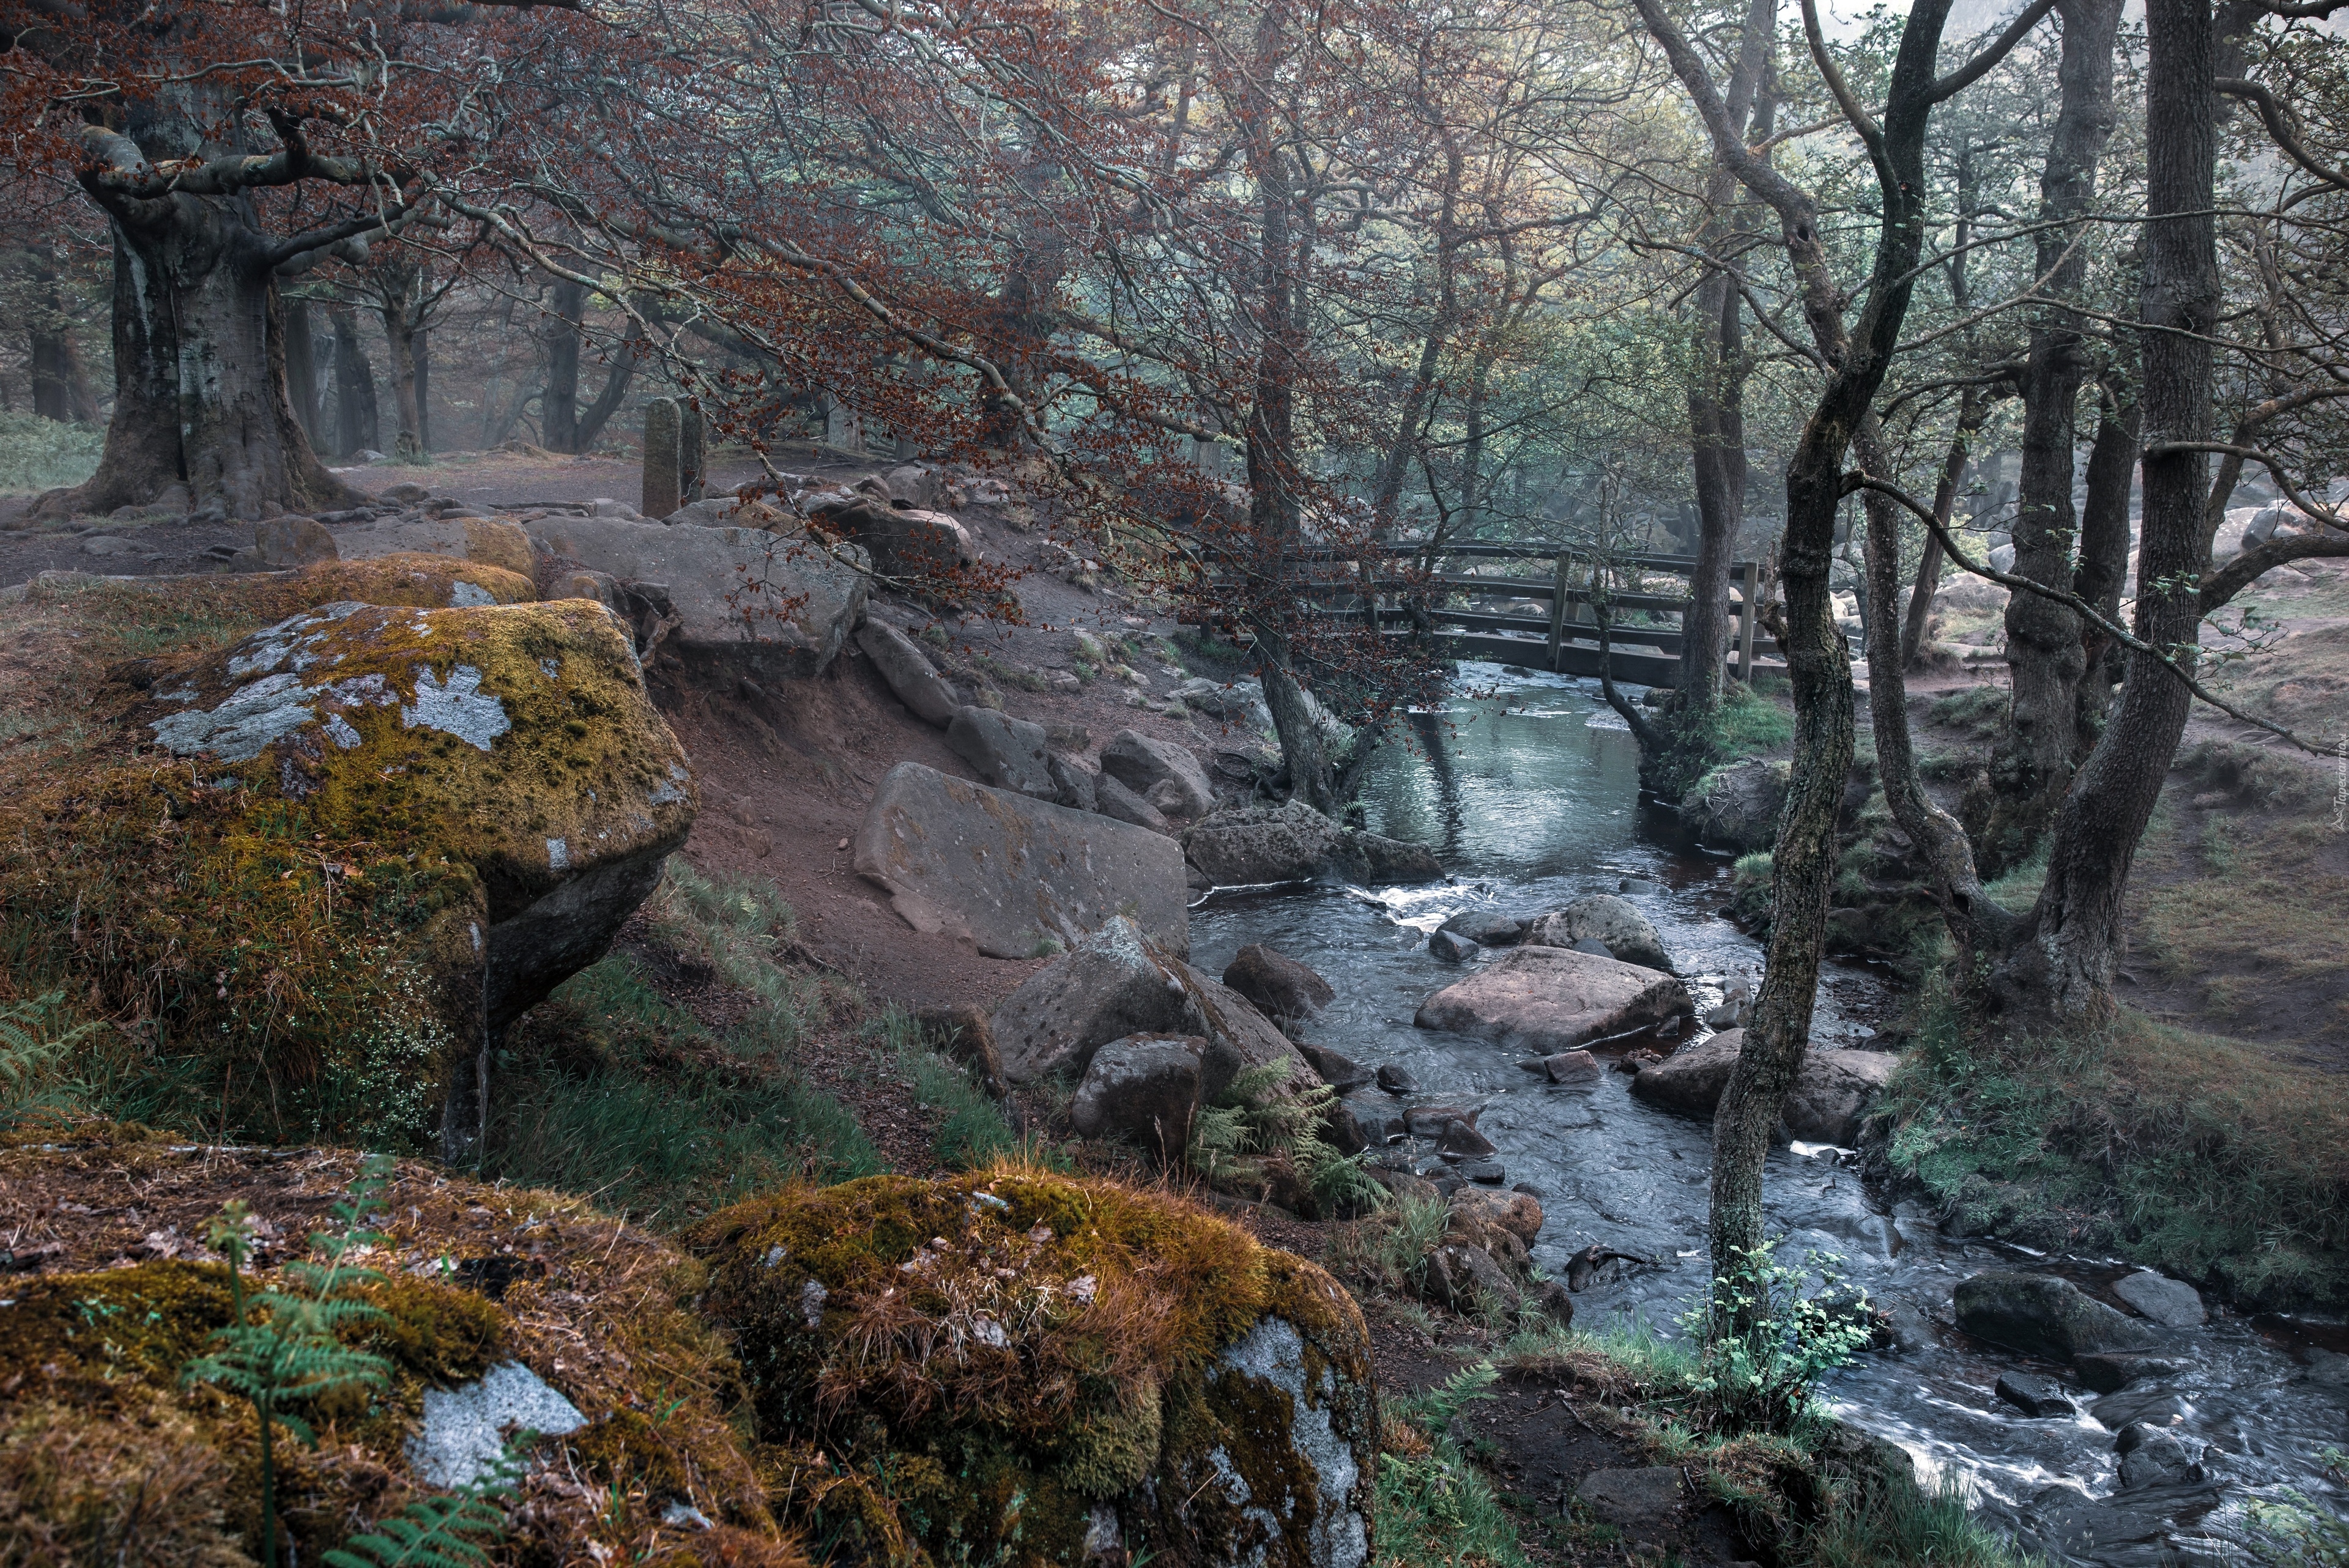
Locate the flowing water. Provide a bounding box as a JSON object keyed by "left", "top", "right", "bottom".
{"left": 1188, "top": 663, "right": 2349, "bottom": 1566}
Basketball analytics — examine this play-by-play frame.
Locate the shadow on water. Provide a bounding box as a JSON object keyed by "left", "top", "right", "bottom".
{"left": 1190, "top": 662, "right": 2349, "bottom": 1567}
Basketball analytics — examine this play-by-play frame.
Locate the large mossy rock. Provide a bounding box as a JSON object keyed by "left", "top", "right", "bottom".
{"left": 1953, "top": 1271, "right": 2162, "bottom": 1363}
{"left": 689, "top": 1169, "right": 1376, "bottom": 1568}
{"left": 0, "top": 599, "right": 695, "bottom": 1158}
{"left": 0, "top": 1128, "right": 803, "bottom": 1568}
{"left": 1679, "top": 760, "right": 1789, "bottom": 852}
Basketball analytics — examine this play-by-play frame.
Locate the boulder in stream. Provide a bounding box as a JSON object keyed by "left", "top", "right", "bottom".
{"left": 1223, "top": 943, "right": 1336, "bottom": 1022}
{"left": 1953, "top": 1271, "right": 2162, "bottom": 1363}
{"left": 1416, "top": 945, "right": 1691, "bottom": 1053}
{"left": 1182, "top": 798, "right": 1440, "bottom": 886}
{"left": 2112, "top": 1270, "right": 2206, "bottom": 1329}
{"left": 1628, "top": 1030, "right": 1896, "bottom": 1144}
{"left": 1523, "top": 894, "right": 1673, "bottom": 972}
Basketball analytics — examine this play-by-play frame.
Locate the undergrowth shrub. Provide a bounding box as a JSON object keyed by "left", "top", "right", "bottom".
{"left": 0, "top": 410, "right": 103, "bottom": 494}
{"left": 1882, "top": 977, "right": 2349, "bottom": 1307}
{"left": 1187, "top": 1063, "right": 1384, "bottom": 1218}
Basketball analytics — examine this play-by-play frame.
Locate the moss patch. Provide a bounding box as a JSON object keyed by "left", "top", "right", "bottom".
{"left": 0, "top": 1130, "right": 800, "bottom": 1564}
{"left": 691, "top": 1166, "right": 1373, "bottom": 1567}
{"left": 0, "top": 599, "right": 694, "bottom": 1147}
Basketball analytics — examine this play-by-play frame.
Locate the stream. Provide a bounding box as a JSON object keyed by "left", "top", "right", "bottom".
{"left": 1187, "top": 662, "right": 2349, "bottom": 1566}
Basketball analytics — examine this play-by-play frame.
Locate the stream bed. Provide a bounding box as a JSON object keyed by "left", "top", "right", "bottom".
{"left": 1188, "top": 663, "right": 2349, "bottom": 1566}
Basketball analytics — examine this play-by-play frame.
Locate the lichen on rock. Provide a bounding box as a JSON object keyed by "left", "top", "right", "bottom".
{"left": 0, "top": 1132, "right": 801, "bottom": 1567}
{"left": 688, "top": 1166, "right": 1376, "bottom": 1568}
{"left": 0, "top": 599, "right": 697, "bottom": 1156}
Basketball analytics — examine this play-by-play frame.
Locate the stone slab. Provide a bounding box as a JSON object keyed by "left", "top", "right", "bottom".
{"left": 855, "top": 761, "right": 1188, "bottom": 961}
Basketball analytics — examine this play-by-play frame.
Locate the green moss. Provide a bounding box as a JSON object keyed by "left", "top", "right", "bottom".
{"left": 0, "top": 600, "right": 694, "bottom": 1148}
{"left": 691, "top": 1169, "right": 1372, "bottom": 1567}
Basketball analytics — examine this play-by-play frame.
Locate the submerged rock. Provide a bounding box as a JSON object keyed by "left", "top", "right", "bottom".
{"left": 1953, "top": 1271, "right": 2162, "bottom": 1363}
{"left": 691, "top": 1170, "right": 1377, "bottom": 1568}
{"left": 1439, "top": 910, "right": 1524, "bottom": 947}
{"left": 1415, "top": 945, "right": 1691, "bottom": 1053}
{"left": 2112, "top": 1270, "right": 2206, "bottom": 1329}
{"left": 854, "top": 762, "right": 1189, "bottom": 961}
{"left": 1994, "top": 1371, "right": 2077, "bottom": 1418}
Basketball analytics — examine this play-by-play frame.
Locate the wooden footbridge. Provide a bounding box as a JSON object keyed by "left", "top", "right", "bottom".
{"left": 1189, "top": 542, "right": 1785, "bottom": 689}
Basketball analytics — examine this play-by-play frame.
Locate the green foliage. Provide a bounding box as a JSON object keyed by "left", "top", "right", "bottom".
{"left": 0, "top": 410, "right": 103, "bottom": 494}
{"left": 878, "top": 1007, "right": 1031, "bottom": 1170}
{"left": 1683, "top": 1239, "right": 1873, "bottom": 1434}
{"left": 182, "top": 1158, "right": 399, "bottom": 1568}
{"left": 1326, "top": 1191, "right": 1450, "bottom": 1295}
{"left": 2247, "top": 1450, "right": 2349, "bottom": 1566}
{"left": 1376, "top": 1365, "right": 1535, "bottom": 1568}
{"left": 324, "top": 1437, "right": 527, "bottom": 1568}
{"left": 1928, "top": 685, "right": 2008, "bottom": 740}
{"left": 1187, "top": 1063, "right": 1385, "bottom": 1218}
{"left": 1798, "top": 1474, "right": 2049, "bottom": 1568}
{"left": 0, "top": 991, "right": 95, "bottom": 1127}
{"left": 1882, "top": 980, "right": 2349, "bottom": 1307}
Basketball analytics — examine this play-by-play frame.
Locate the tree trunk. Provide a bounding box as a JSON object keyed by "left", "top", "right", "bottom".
{"left": 283, "top": 296, "right": 323, "bottom": 446}
{"left": 1991, "top": 0, "right": 2216, "bottom": 1027}
{"left": 413, "top": 325, "right": 431, "bottom": 456}
{"left": 1681, "top": 0, "right": 1958, "bottom": 1326}
{"left": 1901, "top": 385, "right": 1987, "bottom": 666}
{"left": 382, "top": 281, "right": 423, "bottom": 462}
{"left": 39, "top": 207, "right": 358, "bottom": 520}
{"left": 571, "top": 336, "right": 639, "bottom": 453}
{"left": 1676, "top": 0, "right": 1772, "bottom": 714}
{"left": 25, "top": 251, "right": 99, "bottom": 424}
{"left": 1371, "top": 139, "right": 1464, "bottom": 529}
{"left": 331, "top": 304, "right": 379, "bottom": 460}
{"left": 1984, "top": 0, "right": 2124, "bottom": 874}
{"left": 2071, "top": 380, "right": 2139, "bottom": 744}
{"left": 1681, "top": 272, "right": 1746, "bottom": 711}
{"left": 544, "top": 279, "right": 585, "bottom": 454}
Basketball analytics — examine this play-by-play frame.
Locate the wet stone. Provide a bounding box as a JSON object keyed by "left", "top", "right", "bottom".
{"left": 1428, "top": 928, "right": 1479, "bottom": 962}
{"left": 2112, "top": 1270, "right": 2206, "bottom": 1329}
{"left": 1459, "top": 1160, "right": 1507, "bottom": 1185}
{"left": 1995, "top": 1371, "right": 2077, "bottom": 1418}
{"left": 1375, "top": 1063, "right": 1420, "bottom": 1095}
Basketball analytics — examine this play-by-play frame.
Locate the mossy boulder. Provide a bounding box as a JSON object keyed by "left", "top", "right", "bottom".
{"left": 0, "top": 598, "right": 695, "bottom": 1156}
{"left": 0, "top": 1128, "right": 804, "bottom": 1567}
{"left": 689, "top": 1167, "right": 1376, "bottom": 1568}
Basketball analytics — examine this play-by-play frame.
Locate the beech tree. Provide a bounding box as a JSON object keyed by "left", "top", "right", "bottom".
{"left": 0, "top": 0, "right": 581, "bottom": 519}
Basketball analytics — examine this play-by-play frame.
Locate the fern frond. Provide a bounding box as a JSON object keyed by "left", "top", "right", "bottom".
{"left": 322, "top": 1436, "right": 524, "bottom": 1568}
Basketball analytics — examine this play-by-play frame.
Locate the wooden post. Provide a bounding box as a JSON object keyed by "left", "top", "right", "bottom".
{"left": 1736, "top": 552, "right": 1767, "bottom": 682}
{"left": 1546, "top": 549, "right": 1573, "bottom": 671}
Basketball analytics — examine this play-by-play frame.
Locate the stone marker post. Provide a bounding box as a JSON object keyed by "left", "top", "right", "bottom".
{"left": 825, "top": 398, "right": 864, "bottom": 455}
{"left": 642, "top": 398, "right": 681, "bottom": 519}
{"left": 679, "top": 403, "right": 705, "bottom": 503}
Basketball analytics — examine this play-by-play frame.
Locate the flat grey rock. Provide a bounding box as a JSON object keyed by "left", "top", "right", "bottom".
{"left": 2112, "top": 1270, "right": 2205, "bottom": 1328}
{"left": 855, "top": 762, "right": 1187, "bottom": 961}
{"left": 525, "top": 513, "right": 866, "bottom": 677}
{"left": 407, "top": 1361, "right": 585, "bottom": 1488}
{"left": 1419, "top": 945, "right": 1691, "bottom": 1053}
{"left": 1954, "top": 1271, "right": 2161, "bottom": 1363}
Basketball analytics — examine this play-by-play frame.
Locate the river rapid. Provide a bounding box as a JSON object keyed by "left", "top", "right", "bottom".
{"left": 1187, "top": 662, "right": 2349, "bottom": 1566}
